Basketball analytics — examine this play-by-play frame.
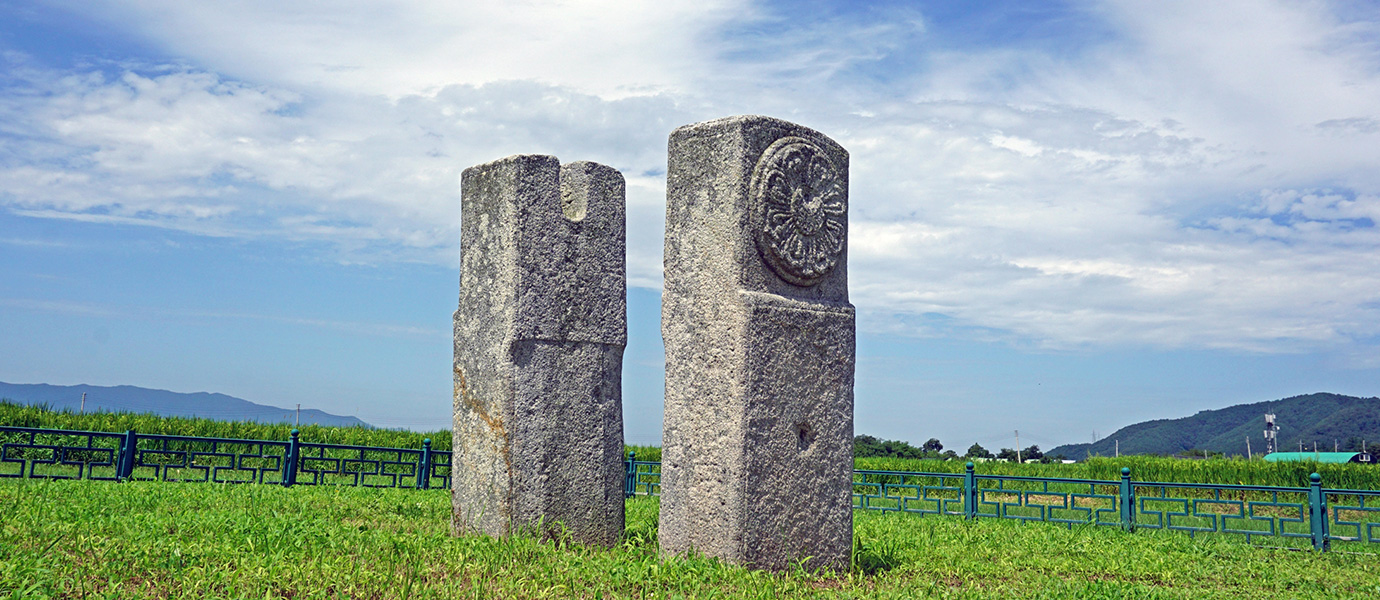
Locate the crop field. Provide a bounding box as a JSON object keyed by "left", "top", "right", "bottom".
{"left": 0, "top": 401, "right": 449, "bottom": 452}
{"left": 2, "top": 479, "right": 1377, "bottom": 600}
{"left": 853, "top": 456, "right": 1380, "bottom": 490}
{"left": 8, "top": 401, "right": 1378, "bottom": 490}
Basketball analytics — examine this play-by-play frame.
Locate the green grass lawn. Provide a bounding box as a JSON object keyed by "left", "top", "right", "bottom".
{"left": 2, "top": 480, "right": 1376, "bottom": 599}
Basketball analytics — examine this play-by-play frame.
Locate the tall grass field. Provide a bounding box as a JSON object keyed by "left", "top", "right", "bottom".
{"left": 0, "top": 400, "right": 448, "bottom": 451}
{"left": 855, "top": 456, "right": 1380, "bottom": 490}
{"left": 6, "top": 400, "right": 1378, "bottom": 489}
{"left": 3, "top": 479, "right": 1377, "bottom": 599}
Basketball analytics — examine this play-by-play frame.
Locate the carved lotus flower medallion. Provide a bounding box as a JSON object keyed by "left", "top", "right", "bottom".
{"left": 751, "top": 136, "right": 846, "bottom": 287}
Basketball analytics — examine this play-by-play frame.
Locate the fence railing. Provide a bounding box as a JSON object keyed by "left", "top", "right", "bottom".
{"left": 0, "top": 426, "right": 450, "bottom": 490}
{"left": 7, "top": 427, "right": 1374, "bottom": 552}
{"left": 624, "top": 460, "right": 1378, "bottom": 553}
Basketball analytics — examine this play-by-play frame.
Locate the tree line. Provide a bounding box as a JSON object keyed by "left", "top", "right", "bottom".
{"left": 854, "top": 435, "right": 1067, "bottom": 463}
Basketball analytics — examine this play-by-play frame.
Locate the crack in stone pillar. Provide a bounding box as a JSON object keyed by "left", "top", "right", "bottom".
{"left": 452, "top": 155, "right": 627, "bottom": 547}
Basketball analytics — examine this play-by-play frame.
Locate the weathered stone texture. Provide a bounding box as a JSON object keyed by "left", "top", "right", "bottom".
{"left": 453, "top": 155, "right": 627, "bottom": 547}
{"left": 660, "top": 115, "right": 856, "bottom": 571}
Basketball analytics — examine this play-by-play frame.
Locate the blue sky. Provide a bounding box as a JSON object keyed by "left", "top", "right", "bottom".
{"left": 2, "top": 1, "right": 1379, "bottom": 451}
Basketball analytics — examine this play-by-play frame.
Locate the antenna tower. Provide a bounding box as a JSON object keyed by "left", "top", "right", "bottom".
{"left": 1263, "top": 413, "right": 1278, "bottom": 455}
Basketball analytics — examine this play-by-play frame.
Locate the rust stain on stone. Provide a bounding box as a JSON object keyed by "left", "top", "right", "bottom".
{"left": 454, "top": 364, "right": 505, "bottom": 436}
{"left": 453, "top": 362, "right": 515, "bottom": 533}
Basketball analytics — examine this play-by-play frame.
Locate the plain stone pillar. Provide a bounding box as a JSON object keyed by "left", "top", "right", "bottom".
{"left": 452, "top": 155, "right": 627, "bottom": 547}
{"left": 660, "top": 115, "right": 856, "bottom": 571}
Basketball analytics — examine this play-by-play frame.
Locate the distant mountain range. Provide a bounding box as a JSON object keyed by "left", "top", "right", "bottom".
{"left": 1050, "top": 393, "right": 1380, "bottom": 458}
{"left": 0, "top": 382, "right": 370, "bottom": 428}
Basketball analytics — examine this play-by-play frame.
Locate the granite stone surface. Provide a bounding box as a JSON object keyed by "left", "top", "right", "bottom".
{"left": 452, "top": 155, "right": 627, "bottom": 547}
{"left": 660, "top": 115, "right": 856, "bottom": 571}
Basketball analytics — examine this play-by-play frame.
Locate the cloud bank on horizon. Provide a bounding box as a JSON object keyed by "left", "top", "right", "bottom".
{"left": 3, "top": 0, "right": 1379, "bottom": 357}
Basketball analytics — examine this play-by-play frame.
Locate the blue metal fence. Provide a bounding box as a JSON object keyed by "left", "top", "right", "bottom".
{"left": 6, "top": 426, "right": 1374, "bottom": 552}
{"left": 0, "top": 426, "right": 450, "bottom": 490}
{"left": 624, "top": 460, "right": 1378, "bottom": 553}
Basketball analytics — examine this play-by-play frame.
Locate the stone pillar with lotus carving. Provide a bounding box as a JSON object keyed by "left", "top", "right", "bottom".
{"left": 659, "top": 115, "right": 856, "bottom": 571}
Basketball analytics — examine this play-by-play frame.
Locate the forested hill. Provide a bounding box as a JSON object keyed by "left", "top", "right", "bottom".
{"left": 1049, "top": 393, "right": 1380, "bottom": 458}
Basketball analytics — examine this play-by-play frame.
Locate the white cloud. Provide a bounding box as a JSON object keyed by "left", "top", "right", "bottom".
{"left": 824, "top": 0, "right": 1380, "bottom": 352}
{"left": 5, "top": 0, "right": 1380, "bottom": 355}
{"left": 0, "top": 56, "right": 684, "bottom": 275}
{"left": 50, "top": 0, "right": 748, "bottom": 99}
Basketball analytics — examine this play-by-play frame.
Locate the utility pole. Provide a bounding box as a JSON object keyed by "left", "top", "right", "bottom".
{"left": 1246, "top": 436, "right": 1251, "bottom": 459}
{"left": 79, "top": 392, "right": 86, "bottom": 414}
{"left": 1015, "top": 430, "right": 1021, "bottom": 463}
{"left": 1335, "top": 439, "right": 1339, "bottom": 452}
{"left": 1115, "top": 439, "right": 1119, "bottom": 458}
{"left": 1299, "top": 440, "right": 1303, "bottom": 452}
{"left": 296, "top": 403, "right": 301, "bottom": 427}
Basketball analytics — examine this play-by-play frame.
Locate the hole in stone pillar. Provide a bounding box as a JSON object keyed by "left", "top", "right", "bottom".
{"left": 560, "top": 181, "right": 588, "bottom": 222}
{"left": 795, "top": 421, "right": 815, "bottom": 452}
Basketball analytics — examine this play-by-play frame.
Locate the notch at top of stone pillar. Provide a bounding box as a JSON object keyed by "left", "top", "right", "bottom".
{"left": 665, "top": 115, "right": 849, "bottom": 307}
{"left": 456, "top": 154, "right": 627, "bottom": 348}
